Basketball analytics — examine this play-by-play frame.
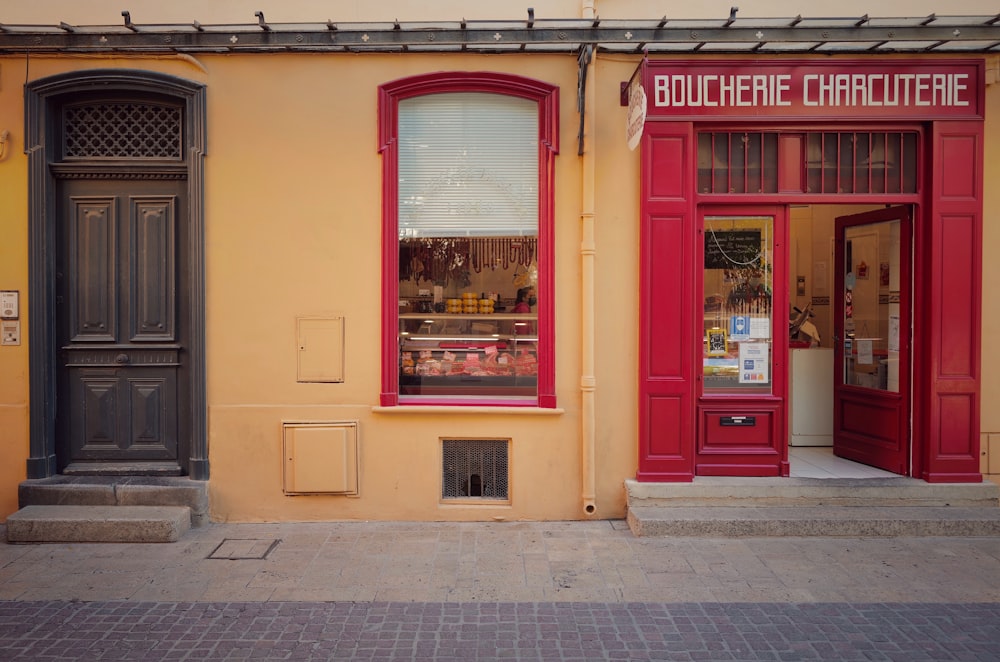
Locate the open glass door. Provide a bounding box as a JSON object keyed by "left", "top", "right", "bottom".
{"left": 833, "top": 206, "right": 912, "bottom": 475}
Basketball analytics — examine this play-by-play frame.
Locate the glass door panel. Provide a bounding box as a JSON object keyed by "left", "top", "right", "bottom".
{"left": 702, "top": 216, "right": 774, "bottom": 394}
{"left": 840, "top": 222, "right": 901, "bottom": 392}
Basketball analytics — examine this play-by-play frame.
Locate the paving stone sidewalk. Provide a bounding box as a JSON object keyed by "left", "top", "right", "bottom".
{"left": 1, "top": 520, "right": 999, "bottom": 660}
{"left": 1, "top": 600, "right": 998, "bottom": 661}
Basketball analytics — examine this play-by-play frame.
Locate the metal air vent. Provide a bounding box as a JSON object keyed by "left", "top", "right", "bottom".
{"left": 442, "top": 438, "right": 509, "bottom": 501}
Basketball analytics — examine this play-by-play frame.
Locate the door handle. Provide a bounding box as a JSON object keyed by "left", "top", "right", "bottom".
{"left": 115, "top": 353, "right": 130, "bottom": 364}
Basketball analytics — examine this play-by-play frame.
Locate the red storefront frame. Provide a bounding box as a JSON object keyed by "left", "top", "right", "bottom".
{"left": 636, "top": 59, "right": 984, "bottom": 483}
{"left": 377, "top": 72, "right": 559, "bottom": 409}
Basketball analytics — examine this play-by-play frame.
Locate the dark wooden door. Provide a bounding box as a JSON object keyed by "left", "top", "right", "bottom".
{"left": 56, "top": 178, "right": 187, "bottom": 472}
{"left": 833, "top": 206, "right": 912, "bottom": 475}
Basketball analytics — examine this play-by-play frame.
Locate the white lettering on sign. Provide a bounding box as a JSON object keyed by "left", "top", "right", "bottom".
{"left": 655, "top": 74, "right": 792, "bottom": 107}
{"left": 802, "top": 73, "right": 968, "bottom": 107}
{"left": 653, "top": 72, "right": 970, "bottom": 109}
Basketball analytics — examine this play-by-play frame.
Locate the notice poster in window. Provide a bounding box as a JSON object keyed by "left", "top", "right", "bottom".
{"left": 729, "top": 315, "right": 751, "bottom": 341}
{"left": 739, "top": 343, "right": 769, "bottom": 384}
{"left": 706, "top": 328, "right": 728, "bottom": 356}
{"left": 749, "top": 317, "right": 770, "bottom": 339}
{"left": 856, "top": 339, "right": 874, "bottom": 365}
{"left": 888, "top": 315, "right": 900, "bottom": 353}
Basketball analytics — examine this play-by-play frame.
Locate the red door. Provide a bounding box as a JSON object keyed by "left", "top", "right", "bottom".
{"left": 833, "top": 206, "right": 912, "bottom": 475}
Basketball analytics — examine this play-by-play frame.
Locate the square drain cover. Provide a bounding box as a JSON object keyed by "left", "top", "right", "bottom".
{"left": 209, "top": 538, "right": 280, "bottom": 560}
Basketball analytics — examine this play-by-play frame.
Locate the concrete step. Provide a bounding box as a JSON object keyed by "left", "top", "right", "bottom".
{"left": 625, "top": 477, "right": 1000, "bottom": 537}
{"left": 17, "top": 476, "right": 209, "bottom": 527}
{"left": 627, "top": 505, "right": 1000, "bottom": 537}
{"left": 5, "top": 505, "right": 191, "bottom": 543}
{"left": 625, "top": 477, "right": 1000, "bottom": 508}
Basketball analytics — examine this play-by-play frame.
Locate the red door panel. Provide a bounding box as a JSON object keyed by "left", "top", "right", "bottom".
{"left": 833, "top": 206, "right": 912, "bottom": 475}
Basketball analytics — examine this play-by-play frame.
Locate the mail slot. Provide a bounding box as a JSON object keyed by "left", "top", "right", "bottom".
{"left": 721, "top": 416, "right": 756, "bottom": 427}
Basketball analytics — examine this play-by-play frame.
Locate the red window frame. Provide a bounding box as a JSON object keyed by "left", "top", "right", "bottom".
{"left": 377, "top": 72, "right": 559, "bottom": 407}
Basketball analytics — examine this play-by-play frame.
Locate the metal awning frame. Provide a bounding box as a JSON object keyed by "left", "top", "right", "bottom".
{"left": 1, "top": 10, "right": 999, "bottom": 55}
{"left": 7, "top": 9, "right": 997, "bottom": 156}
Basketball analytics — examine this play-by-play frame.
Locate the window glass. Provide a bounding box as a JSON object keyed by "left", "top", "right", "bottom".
{"left": 398, "top": 93, "right": 538, "bottom": 238}
{"left": 841, "top": 220, "right": 901, "bottom": 392}
{"left": 702, "top": 216, "right": 774, "bottom": 394}
{"left": 395, "top": 92, "right": 540, "bottom": 402}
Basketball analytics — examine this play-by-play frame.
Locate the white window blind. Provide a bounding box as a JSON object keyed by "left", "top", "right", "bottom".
{"left": 398, "top": 92, "right": 539, "bottom": 238}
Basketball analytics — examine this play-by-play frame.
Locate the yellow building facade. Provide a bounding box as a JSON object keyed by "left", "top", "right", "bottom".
{"left": 0, "top": 1, "right": 998, "bottom": 523}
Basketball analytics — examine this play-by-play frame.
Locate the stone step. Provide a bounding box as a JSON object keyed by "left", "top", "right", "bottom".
{"left": 627, "top": 505, "right": 1000, "bottom": 537}
{"left": 5, "top": 505, "right": 191, "bottom": 543}
{"left": 18, "top": 476, "right": 209, "bottom": 527}
{"left": 625, "top": 477, "right": 1000, "bottom": 508}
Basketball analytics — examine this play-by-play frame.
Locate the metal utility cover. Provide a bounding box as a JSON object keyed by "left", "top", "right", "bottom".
{"left": 297, "top": 317, "right": 345, "bottom": 382}
{"left": 282, "top": 422, "right": 359, "bottom": 495}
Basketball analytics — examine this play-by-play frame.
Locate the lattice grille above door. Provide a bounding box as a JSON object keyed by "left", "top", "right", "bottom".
{"left": 62, "top": 102, "right": 183, "bottom": 159}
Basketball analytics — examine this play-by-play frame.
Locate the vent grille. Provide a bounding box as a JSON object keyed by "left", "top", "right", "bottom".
{"left": 442, "top": 439, "right": 509, "bottom": 500}
{"left": 63, "top": 102, "right": 183, "bottom": 159}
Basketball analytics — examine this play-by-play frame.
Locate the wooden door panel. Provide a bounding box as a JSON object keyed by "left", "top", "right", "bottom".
{"left": 58, "top": 180, "right": 184, "bottom": 470}
{"left": 126, "top": 370, "right": 178, "bottom": 454}
{"left": 69, "top": 197, "right": 117, "bottom": 341}
{"left": 833, "top": 206, "right": 911, "bottom": 475}
{"left": 70, "top": 366, "right": 177, "bottom": 459}
{"left": 130, "top": 196, "right": 176, "bottom": 341}
{"left": 75, "top": 371, "right": 118, "bottom": 451}
{"left": 837, "top": 396, "right": 900, "bottom": 442}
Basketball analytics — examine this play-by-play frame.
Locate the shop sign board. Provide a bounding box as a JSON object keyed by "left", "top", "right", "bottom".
{"left": 626, "top": 78, "right": 647, "bottom": 151}
{"left": 642, "top": 60, "right": 983, "bottom": 120}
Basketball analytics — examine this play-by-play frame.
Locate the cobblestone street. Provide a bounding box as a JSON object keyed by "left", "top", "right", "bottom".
{"left": 1, "top": 521, "right": 999, "bottom": 659}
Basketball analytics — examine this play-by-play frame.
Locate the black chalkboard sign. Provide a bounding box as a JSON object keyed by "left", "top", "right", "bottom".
{"left": 704, "top": 230, "right": 761, "bottom": 269}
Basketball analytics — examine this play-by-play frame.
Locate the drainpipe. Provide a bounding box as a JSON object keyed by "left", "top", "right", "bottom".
{"left": 580, "top": 0, "right": 597, "bottom": 516}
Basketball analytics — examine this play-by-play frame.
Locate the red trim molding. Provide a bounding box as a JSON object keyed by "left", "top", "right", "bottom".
{"left": 377, "top": 72, "right": 559, "bottom": 408}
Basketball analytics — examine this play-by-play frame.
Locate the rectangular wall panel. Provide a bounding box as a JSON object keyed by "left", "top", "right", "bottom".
{"left": 938, "top": 394, "right": 975, "bottom": 456}
{"left": 939, "top": 135, "right": 977, "bottom": 200}
{"left": 647, "top": 395, "right": 684, "bottom": 457}
{"left": 922, "top": 120, "right": 983, "bottom": 482}
{"left": 638, "top": 123, "right": 695, "bottom": 481}
{"left": 648, "top": 135, "right": 687, "bottom": 200}
{"left": 937, "top": 215, "right": 976, "bottom": 377}
{"left": 647, "top": 216, "right": 684, "bottom": 378}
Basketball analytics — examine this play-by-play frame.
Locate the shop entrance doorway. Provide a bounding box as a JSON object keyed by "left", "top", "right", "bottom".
{"left": 787, "top": 204, "right": 913, "bottom": 477}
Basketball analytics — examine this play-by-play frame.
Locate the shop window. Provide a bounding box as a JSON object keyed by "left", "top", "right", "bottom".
{"left": 703, "top": 216, "right": 774, "bottom": 394}
{"left": 378, "top": 74, "right": 558, "bottom": 407}
{"left": 805, "top": 131, "right": 917, "bottom": 194}
{"left": 698, "top": 132, "right": 779, "bottom": 194}
{"left": 697, "top": 131, "right": 918, "bottom": 195}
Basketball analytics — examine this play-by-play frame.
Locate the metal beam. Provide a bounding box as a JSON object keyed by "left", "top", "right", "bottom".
{"left": 0, "top": 18, "right": 998, "bottom": 54}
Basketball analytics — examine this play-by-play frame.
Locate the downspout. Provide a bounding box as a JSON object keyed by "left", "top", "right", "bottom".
{"left": 580, "top": 0, "right": 598, "bottom": 516}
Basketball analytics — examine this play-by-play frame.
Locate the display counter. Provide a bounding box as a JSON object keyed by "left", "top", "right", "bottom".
{"left": 789, "top": 347, "right": 833, "bottom": 446}
{"left": 399, "top": 313, "right": 537, "bottom": 397}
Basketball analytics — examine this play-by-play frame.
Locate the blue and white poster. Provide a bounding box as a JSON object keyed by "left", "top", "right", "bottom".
{"left": 729, "top": 315, "right": 751, "bottom": 341}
